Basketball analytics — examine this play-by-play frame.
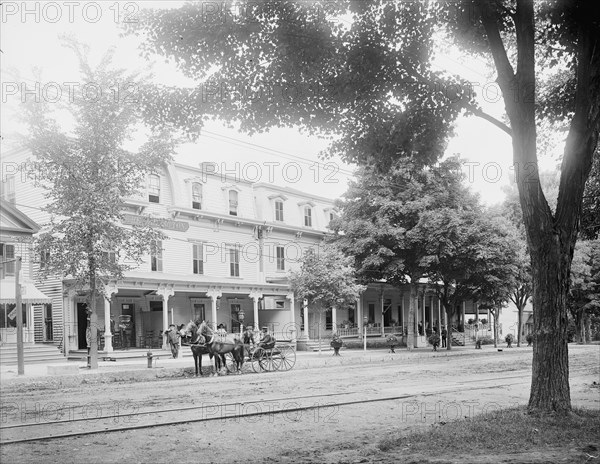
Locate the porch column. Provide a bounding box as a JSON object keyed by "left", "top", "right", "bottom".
{"left": 380, "top": 292, "right": 385, "bottom": 337}
{"left": 461, "top": 301, "right": 466, "bottom": 328}
{"left": 475, "top": 300, "right": 479, "bottom": 341}
{"left": 249, "top": 291, "right": 262, "bottom": 331}
{"left": 103, "top": 283, "right": 118, "bottom": 353}
{"left": 357, "top": 294, "right": 363, "bottom": 340}
{"left": 157, "top": 286, "right": 175, "bottom": 350}
{"left": 421, "top": 294, "right": 426, "bottom": 332}
{"left": 331, "top": 305, "right": 337, "bottom": 333}
{"left": 286, "top": 292, "right": 296, "bottom": 342}
{"left": 303, "top": 299, "right": 309, "bottom": 340}
{"left": 62, "top": 288, "right": 77, "bottom": 355}
{"left": 437, "top": 298, "right": 441, "bottom": 334}
{"left": 427, "top": 295, "right": 432, "bottom": 331}
{"left": 207, "top": 289, "right": 222, "bottom": 331}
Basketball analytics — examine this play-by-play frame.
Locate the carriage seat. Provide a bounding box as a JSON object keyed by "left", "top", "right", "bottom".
{"left": 258, "top": 339, "right": 276, "bottom": 350}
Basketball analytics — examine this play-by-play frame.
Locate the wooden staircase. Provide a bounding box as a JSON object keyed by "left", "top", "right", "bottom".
{"left": 0, "top": 343, "right": 65, "bottom": 365}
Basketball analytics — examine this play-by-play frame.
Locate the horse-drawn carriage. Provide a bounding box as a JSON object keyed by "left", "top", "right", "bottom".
{"left": 181, "top": 320, "right": 296, "bottom": 376}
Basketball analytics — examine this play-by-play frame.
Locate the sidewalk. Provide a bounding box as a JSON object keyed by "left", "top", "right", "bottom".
{"left": 0, "top": 345, "right": 514, "bottom": 389}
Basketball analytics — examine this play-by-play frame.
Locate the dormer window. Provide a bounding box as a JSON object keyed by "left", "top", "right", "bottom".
{"left": 229, "top": 190, "right": 238, "bottom": 216}
{"left": 192, "top": 182, "right": 203, "bottom": 210}
{"left": 304, "top": 206, "right": 312, "bottom": 227}
{"left": 275, "top": 200, "right": 284, "bottom": 222}
{"left": 268, "top": 194, "right": 288, "bottom": 222}
{"left": 298, "top": 200, "right": 316, "bottom": 228}
{"left": 148, "top": 174, "right": 160, "bottom": 203}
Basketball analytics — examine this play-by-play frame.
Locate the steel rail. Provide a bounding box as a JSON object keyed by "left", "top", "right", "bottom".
{"left": 0, "top": 376, "right": 538, "bottom": 445}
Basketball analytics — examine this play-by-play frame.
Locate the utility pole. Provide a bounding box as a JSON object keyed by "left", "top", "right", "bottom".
{"left": 15, "top": 256, "right": 24, "bottom": 375}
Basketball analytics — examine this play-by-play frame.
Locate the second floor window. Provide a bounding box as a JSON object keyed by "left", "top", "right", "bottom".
{"left": 229, "top": 248, "right": 240, "bottom": 277}
{"left": 304, "top": 206, "right": 312, "bottom": 227}
{"left": 192, "top": 243, "right": 204, "bottom": 275}
{"left": 275, "top": 200, "right": 284, "bottom": 222}
{"left": 148, "top": 174, "right": 160, "bottom": 203}
{"left": 276, "top": 246, "right": 285, "bottom": 271}
{"left": 0, "top": 244, "right": 15, "bottom": 278}
{"left": 229, "top": 190, "right": 238, "bottom": 216}
{"left": 192, "top": 182, "right": 202, "bottom": 210}
{"left": 151, "top": 240, "right": 163, "bottom": 272}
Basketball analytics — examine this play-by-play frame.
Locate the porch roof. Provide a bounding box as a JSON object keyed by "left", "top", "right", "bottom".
{"left": 0, "top": 280, "right": 52, "bottom": 304}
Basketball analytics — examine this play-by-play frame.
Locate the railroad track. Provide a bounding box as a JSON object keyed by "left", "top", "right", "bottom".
{"left": 0, "top": 372, "right": 555, "bottom": 445}
{"left": 1, "top": 363, "right": 596, "bottom": 446}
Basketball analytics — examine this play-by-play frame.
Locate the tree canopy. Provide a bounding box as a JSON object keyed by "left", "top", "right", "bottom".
{"left": 288, "top": 246, "right": 365, "bottom": 311}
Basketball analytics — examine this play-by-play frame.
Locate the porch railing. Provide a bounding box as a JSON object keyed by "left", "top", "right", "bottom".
{"left": 314, "top": 325, "right": 407, "bottom": 339}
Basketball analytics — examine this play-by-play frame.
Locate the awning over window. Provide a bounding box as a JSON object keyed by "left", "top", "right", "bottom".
{"left": 0, "top": 280, "right": 52, "bottom": 304}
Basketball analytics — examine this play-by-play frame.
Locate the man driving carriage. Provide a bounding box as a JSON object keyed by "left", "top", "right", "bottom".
{"left": 257, "top": 326, "right": 276, "bottom": 350}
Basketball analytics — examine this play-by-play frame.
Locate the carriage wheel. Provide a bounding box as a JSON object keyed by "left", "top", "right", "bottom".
{"left": 258, "top": 348, "right": 278, "bottom": 372}
{"left": 251, "top": 347, "right": 266, "bottom": 373}
{"left": 224, "top": 352, "right": 249, "bottom": 374}
{"left": 268, "top": 349, "right": 284, "bottom": 371}
{"left": 277, "top": 345, "right": 296, "bottom": 371}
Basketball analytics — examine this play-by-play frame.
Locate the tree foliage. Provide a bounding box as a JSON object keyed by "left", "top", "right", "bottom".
{"left": 581, "top": 151, "right": 600, "bottom": 240}
{"left": 22, "top": 40, "right": 176, "bottom": 369}
{"left": 288, "top": 246, "right": 365, "bottom": 311}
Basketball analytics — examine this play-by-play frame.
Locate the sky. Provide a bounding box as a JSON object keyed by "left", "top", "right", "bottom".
{"left": 0, "top": 1, "right": 563, "bottom": 205}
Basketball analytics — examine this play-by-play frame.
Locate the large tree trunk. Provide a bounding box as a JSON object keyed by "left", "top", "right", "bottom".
{"left": 528, "top": 245, "right": 572, "bottom": 412}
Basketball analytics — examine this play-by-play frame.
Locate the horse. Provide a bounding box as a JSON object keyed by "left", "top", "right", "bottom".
{"left": 180, "top": 320, "right": 221, "bottom": 376}
{"left": 196, "top": 321, "right": 245, "bottom": 374}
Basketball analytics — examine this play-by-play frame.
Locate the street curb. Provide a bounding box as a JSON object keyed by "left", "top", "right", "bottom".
{"left": 0, "top": 347, "right": 521, "bottom": 391}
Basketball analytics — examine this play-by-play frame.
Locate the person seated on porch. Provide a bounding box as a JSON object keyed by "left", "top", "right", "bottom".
{"left": 257, "top": 326, "right": 275, "bottom": 350}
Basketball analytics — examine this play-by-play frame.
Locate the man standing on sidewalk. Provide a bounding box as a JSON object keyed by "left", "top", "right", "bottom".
{"left": 164, "top": 324, "right": 181, "bottom": 358}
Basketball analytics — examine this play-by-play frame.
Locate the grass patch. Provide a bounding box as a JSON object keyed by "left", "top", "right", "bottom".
{"left": 378, "top": 407, "right": 600, "bottom": 457}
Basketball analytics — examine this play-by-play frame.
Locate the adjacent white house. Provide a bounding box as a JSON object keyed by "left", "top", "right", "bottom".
{"left": 0, "top": 199, "right": 53, "bottom": 345}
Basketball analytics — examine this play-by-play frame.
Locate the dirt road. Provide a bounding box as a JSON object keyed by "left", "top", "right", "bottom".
{"left": 1, "top": 345, "right": 598, "bottom": 463}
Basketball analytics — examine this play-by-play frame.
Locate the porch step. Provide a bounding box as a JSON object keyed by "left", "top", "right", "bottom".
{"left": 0, "top": 343, "right": 65, "bottom": 365}
{"left": 296, "top": 340, "right": 333, "bottom": 352}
